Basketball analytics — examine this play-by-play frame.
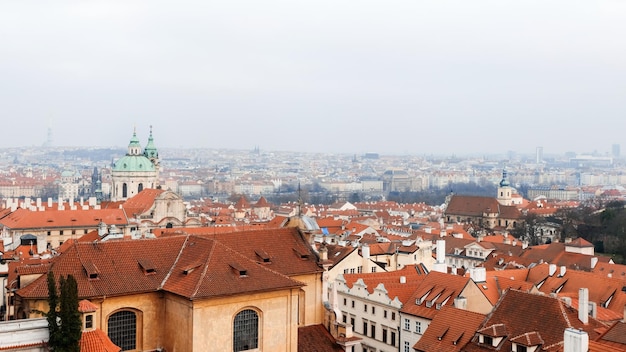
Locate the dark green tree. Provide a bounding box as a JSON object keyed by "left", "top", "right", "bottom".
{"left": 59, "top": 275, "right": 81, "bottom": 352}
{"left": 46, "top": 271, "right": 61, "bottom": 348}
{"left": 47, "top": 274, "right": 81, "bottom": 352}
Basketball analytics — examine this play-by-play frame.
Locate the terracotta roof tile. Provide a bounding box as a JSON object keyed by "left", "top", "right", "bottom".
{"left": 298, "top": 324, "right": 344, "bottom": 352}
{"left": 413, "top": 306, "right": 485, "bottom": 352}
{"left": 80, "top": 329, "right": 121, "bottom": 352}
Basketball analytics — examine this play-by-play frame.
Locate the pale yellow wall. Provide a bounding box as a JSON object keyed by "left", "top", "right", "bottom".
{"left": 190, "top": 289, "right": 300, "bottom": 352}
{"left": 97, "top": 293, "right": 165, "bottom": 351}
{"left": 462, "top": 282, "right": 493, "bottom": 314}
{"left": 162, "top": 294, "right": 194, "bottom": 352}
{"left": 292, "top": 273, "right": 324, "bottom": 326}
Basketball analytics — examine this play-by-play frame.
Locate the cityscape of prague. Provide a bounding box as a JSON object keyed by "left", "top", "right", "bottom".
{"left": 2, "top": 1, "right": 626, "bottom": 351}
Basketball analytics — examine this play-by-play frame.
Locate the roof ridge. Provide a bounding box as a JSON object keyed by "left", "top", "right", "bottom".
{"left": 159, "top": 235, "right": 190, "bottom": 290}
{"left": 191, "top": 239, "right": 217, "bottom": 299}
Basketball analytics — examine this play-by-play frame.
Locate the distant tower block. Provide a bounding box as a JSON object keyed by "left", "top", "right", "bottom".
{"left": 42, "top": 124, "right": 53, "bottom": 147}
{"left": 536, "top": 146, "right": 543, "bottom": 164}
{"left": 612, "top": 144, "right": 620, "bottom": 158}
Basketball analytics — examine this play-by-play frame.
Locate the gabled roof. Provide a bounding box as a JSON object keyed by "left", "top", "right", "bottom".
{"left": 413, "top": 306, "right": 485, "bottom": 352}
{"left": 401, "top": 271, "right": 473, "bottom": 319}
{"left": 17, "top": 234, "right": 305, "bottom": 301}
{"left": 343, "top": 265, "right": 427, "bottom": 304}
{"left": 445, "top": 195, "right": 501, "bottom": 217}
{"left": 80, "top": 329, "right": 121, "bottom": 352}
{"left": 298, "top": 324, "right": 345, "bottom": 352}
{"left": 464, "top": 290, "right": 605, "bottom": 352}
{"left": 0, "top": 207, "right": 128, "bottom": 229}
{"left": 122, "top": 188, "right": 165, "bottom": 217}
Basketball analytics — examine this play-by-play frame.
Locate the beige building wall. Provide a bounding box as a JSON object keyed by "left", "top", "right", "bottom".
{"left": 189, "top": 289, "right": 300, "bottom": 352}
{"left": 292, "top": 273, "right": 324, "bottom": 326}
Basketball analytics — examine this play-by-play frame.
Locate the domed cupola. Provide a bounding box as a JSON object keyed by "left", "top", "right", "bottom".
{"left": 127, "top": 128, "right": 142, "bottom": 156}
{"left": 143, "top": 125, "right": 159, "bottom": 161}
{"left": 499, "top": 168, "right": 510, "bottom": 187}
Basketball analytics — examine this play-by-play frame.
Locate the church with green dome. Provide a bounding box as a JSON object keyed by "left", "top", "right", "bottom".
{"left": 111, "top": 127, "right": 160, "bottom": 201}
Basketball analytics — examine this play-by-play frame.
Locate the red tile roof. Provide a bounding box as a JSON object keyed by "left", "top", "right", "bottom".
{"left": 343, "top": 265, "right": 427, "bottom": 304}
{"left": 413, "top": 306, "right": 485, "bottom": 352}
{"left": 298, "top": 324, "right": 345, "bottom": 352}
{"left": 17, "top": 233, "right": 306, "bottom": 301}
{"left": 80, "top": 329, "right": 121, "bottom": 352}
{"left": 0, "top": 207, "right": 128, "bottom": 229}
{"left": 121, "top": 188, "right": 165, "bottom": 217}
{"left": 401, "top": 271, "right": 474, "bottom": 319}
{"left": 464, "top": 290, "right": 606, "bottom": 352}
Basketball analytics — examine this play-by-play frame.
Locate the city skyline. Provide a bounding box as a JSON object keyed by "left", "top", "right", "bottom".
{"left": 1, "top": 1, "right": 625, "bottom": 155}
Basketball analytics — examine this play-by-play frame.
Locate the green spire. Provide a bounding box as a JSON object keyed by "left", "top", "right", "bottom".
{"left": 143, "top": 125, "right": 159, "bottom": 160}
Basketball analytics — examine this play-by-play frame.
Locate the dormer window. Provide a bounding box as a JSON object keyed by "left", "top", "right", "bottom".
{"left": 255, "top": 249, "right": 271, "bottom": 263}
{"left": 138, "top": 258, "right": 156, "bottom": 275}
{"left": 83, "top": 261, "right": 100, "bottom": 280}
{"left": 85, "top": 314, "right": 93, "bottom": 329}
{"left": 229, "top": 262, "right": 248, "bottom": 277}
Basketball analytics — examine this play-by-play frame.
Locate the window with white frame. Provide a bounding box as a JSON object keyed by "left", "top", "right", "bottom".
{"left": 404, "top": 318, "right": 410, "bottom": 331}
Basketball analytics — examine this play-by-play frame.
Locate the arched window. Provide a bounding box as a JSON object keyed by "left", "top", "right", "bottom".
{"left": 138, "top": 183, "right": 143, "bottom": 192}
{"left": 122, "top": 183, "right": 128, "bottom": 198}
{"left": 233, "top": 309, "right": 259, "bottom": 351}
{"left": 108, "top": 310, "right": 137, "bottom": 351}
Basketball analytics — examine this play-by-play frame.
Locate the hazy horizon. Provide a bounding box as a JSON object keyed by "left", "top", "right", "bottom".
{"left": 2, "top": 1, "right": 625, "bottom": 156}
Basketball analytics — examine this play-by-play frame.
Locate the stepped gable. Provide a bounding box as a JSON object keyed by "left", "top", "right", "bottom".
{"left": 343, "top": 265, "right": 427, "bottom": 304}
{"left": 122, "top": 188, "right": 165, "bottom": 217}
{"left": 446, "top": 195, "right": 502, "bottom": 217}
{"left": 464, "top": 289, "right": 605, "bottom": 352}
{"left": 401, "top": 271, "right": 472, "bottom": 320}
{"left": 413, "top": 305, "right": 485, "bottom": 352}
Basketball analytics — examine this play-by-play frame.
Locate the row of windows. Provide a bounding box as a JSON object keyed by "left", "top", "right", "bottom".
{"left": 106, "top": 308, "right": 260, "bottom": 352}
{"left": 47, "top": 229, "right": 90, "bottom": 236}
{"left": 342, "top": 299, "right": 395, "bottom": 320}
{"left": 403, "top": 318, "right": 422, "bottom": 334}
{"left": 343, "top": 266, "right": 377, "bottom": 274}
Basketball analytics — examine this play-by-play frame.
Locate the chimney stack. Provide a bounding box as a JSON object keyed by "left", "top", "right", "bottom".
{"left": 563, "top": 328, "right": 588, "bottom": 352}
{"left": 590, "top": 257, "right": 598, "bottom": 269}
{"left": 578, "top": 288, "right": 589, "bottom": 325}
{"left": 549, "top": 264, "right": 557, "bottom": 276}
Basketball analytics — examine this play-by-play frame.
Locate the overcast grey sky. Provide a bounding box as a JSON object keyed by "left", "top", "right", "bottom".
{"left": 1, "top": 1, "right": 625, "bottom": 156}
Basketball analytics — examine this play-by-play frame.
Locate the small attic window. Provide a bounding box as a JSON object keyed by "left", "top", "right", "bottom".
{"left": 83, "top": 261, "right": 100, "bottom": 280}
{"left": 293, "top": 248, "right": 310, "bottom": 259}
{"left": 255, "top": 249, "right": 271, "bottom": 263}
{"left": 229, "top": 262, "right": 248, "bottom": 277}
{"left": 138, "top": 258, "right": 156, "bottom": 275}
{"left": 182, "top": 263, "right": 202, "bottom": 275}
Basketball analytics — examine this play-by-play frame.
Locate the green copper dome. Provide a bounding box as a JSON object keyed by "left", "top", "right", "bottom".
{"left": 113, "top": 155, "right": 156, "bottom": 172}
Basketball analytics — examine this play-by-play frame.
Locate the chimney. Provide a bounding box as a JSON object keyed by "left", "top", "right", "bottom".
{"left": 549, "top": 264, "right": 557, "bottom": 276}
{"left": 361, "top": 244, "right": 370, "bottom": 260}
{"left": 36, "top": 198, "right": 42, "bottom": 207}
{"left": 400, "top": 276, "right": 406, "bottom": 284}
{"left": 563, "top": 328, "right": 588, "bottom": 352}
{"left": 440, "top": 230, "right": 446, "bottom": 238}
{"left": 470, "top": 267, "right": 487, "bottom": 283}
{"left": 319, "top": 245, "right": 328, "bottom": 261}
{"left": 454, "top": 296, "right": 467, "bottom": 310}
{"left": 432, "top": 240, "right": 447, "bottom": 273}
{"left": 590, "top": 257, "right": 598, "bottom": 269}
{"left": 578, "top": 288, "right": 589, "bottom": 325}
{"left": 48, "top": 197, "right": 53, "bottom": 208}
{"left": 559, "top": 266, "right": 567, "bottom": 277}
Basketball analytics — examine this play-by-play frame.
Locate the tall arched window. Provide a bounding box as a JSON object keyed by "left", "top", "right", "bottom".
{"left": 122, "top": 183, "right": 128, "bottom": 198}
{"left": 108, "top": 310, "right": 137, "bottom": 351}
{"left": 233, "top": 309, "right": 259, "bottom": 351}
{"left": 138, "top": 183, "right": 143, "bottom": 192}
